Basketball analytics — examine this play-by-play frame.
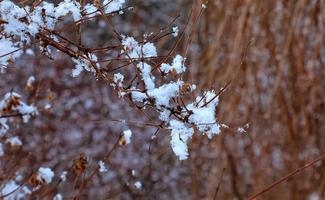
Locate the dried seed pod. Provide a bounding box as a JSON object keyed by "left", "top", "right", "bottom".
{"left": 2, "top": 95, "right": 21, "bottom": 113}
{"left": 73, "top": 154, "right": 88, "bottom": 174}
{"left": 28, "top": 173, "right": 43, "bottom": 186}
{"left": 93, "top": 0, "right": 101, "bottom": 8}
{"left": 47, "top": 91, "right": 56, "bottom": 101}
{"left": 118, "top": 136, "right": 127, "bottom": 146}
{"left": 180, "top": 83, "right": 192, "bottom": 95}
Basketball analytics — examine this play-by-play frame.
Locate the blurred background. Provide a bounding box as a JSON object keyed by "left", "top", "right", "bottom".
{"left": 1, "top": 0, "right": 325, "bottom": 199}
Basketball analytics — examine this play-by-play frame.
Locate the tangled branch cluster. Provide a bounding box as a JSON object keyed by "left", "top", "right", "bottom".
{"left": 1, "top": 0, "right": 222, "bottom": 160}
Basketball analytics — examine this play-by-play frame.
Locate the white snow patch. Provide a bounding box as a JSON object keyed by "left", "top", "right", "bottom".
{"left": 134, "top": 181, "right": 142, "bottom": 190}
{"left": 98, "top": 160, "right": 108, "bottom": 173}
{"left": 6, "top": 136, "right": 22, "bottom": 146}
{"left": 37, "top": 167, "right": 54, "bottom": 184}
{"left": 123, "top": 129, "right": 132, "bottom": 144}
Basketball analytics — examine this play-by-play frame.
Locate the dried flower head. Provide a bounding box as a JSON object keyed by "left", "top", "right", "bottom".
{"left": 28, "top": 173, "right": 43, "bottom": 186}
{"left": 180, "top": 83, "right": 192, "bottom": 95}
{"left": 118, "top": 136, "right": 127, "bottom": 146}
{"left": 73, "top": 154, "right": 88, "bottom": 174}
{"left": 2, "top": 94, "right": 21, "bottom": 113}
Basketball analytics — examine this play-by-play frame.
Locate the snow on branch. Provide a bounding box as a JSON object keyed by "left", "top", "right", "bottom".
{"left": 0, "top": 92, "right": 38, "bottom": 135}
{"left": 0, "top": 0, "right": 224, "bottom": 161}
{"left": 0, "top": 0, "right": 126, "bottom": 71}
{"left": 116, "top": 35, "right": 222, "bottom": 160}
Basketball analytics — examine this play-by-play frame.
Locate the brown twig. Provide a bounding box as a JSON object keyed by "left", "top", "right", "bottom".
{"left": 248, "top": 153, "right": 325, "bottom": 200}
{"left": 213, "top": 167, "right": 226, "bottom": 200}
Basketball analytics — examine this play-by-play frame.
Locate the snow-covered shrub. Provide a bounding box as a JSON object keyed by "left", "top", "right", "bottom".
{"left": 0, "top": 0, "right": 222, "bottom": 160}
{"left": 0, "top": 1, "right": 226, "bottom": 199}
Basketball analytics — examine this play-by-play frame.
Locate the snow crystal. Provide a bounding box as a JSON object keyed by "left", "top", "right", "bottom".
{"left": 123, "top": 129, "right": 132, "bottom": 144}
{"left": 141, "top": 42, "right": 157, "bottom": 58}
{"left": 113, "top": 73, "right": 124, "bottom": 88}
{"left": 0, "top": 118, "right": 9, "bottom": 136}
{"left": 71, "top": 60, "right": 84, "bottom": 77}
{"left": 237, "top": 127, "right": 246, "bottom": 134}
{"left": 160, "top": 63, "right": 171, "bottom": 73}
{"left": 84, "top": 4, "right": 98, "bottom": 18}
{"left": 121, "top": 36, "right": 157, "bottom": 58}
{"left": 98, "top": 160, "right": 108, "bottom": 173}
{"left": 134, "top": 181, "right": 142, "bottom": 189}
{"left": 138, "top": 62, "right": 155, "bottom": 90}
{"left": 1, "top": 180, "right": 31, "bottom": 200}
{"left": 187, "top": 91, "right": 220, "bottom": 138}
{"left": 1, "top": 181, "right": 18, "bottom": 198}
{"left": 169, "top": 120, "right": 194, "bottom": 160}
{"left": 53, "top": 193, "right": 63, "bottom": 200}
{"left": 103, "top": 0, "right": 125, "bottom": 13}
{"left": 15, "top": 174, "right": 23, "bottom": 182}
{"left": 0, "top": 92, "right": 38, "bottom": 123}
{"left": 71, "top": 53, "right": 99, "bottom": 77}
{"left": 172, "top": 26, "right": 179, "bottom": 37}
{"left": 0, "top": 39, "right": 23, "bottom": 69}
{"left": 38, "top": 167, "right": 54, "bottom": 184}
{"left": 39, "top": 2, "right": 56, "bottom": 27}
{"left": 29, "top": 3, "right": 54, "bottom": 33}
{"left": 26, "top": 49, "right": 35, "bottom": 56}
{"left": 55, "top": 0, "right": 81, "bottom": 21}
{"left": 171, "top": 55, "right": 187, "bottom": 74}
{"left": 131, "top": 90, "right": 147, "bottom": 103}
{"left": 159, "top": 109, "right": 171, "bottom": 122}
{"left": 147, "top": 81, "right": 183, "bottom": 107}
{"left": 0, "top": 1, "right": 29, "bottom": 40}
{"left": 220, "top": 124, "right": 229, "bottom": 128}
{"left": 160, "top": 55, "right": 187, "bottom": 74}
{"left": 44, "top": 104, "right": 52, "bottom": 110}
{"left": 60, "top": 171, "right": 67, "bottom": 182}
{"left": 26, "top": 76, "right": 35, "bottom": 87}
{"left": 6, "top": 136, "right": 22, "bottom": 146}
{"left": 19, "top": 104, "right": 38, "bottom": 123}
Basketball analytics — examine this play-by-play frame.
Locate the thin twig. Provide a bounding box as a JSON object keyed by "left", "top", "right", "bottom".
{"left": 248, "top": 153, "right": 325, "bottom": 200}
{"left": 213, "top": 168, "right": 226, "bottom": 200}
